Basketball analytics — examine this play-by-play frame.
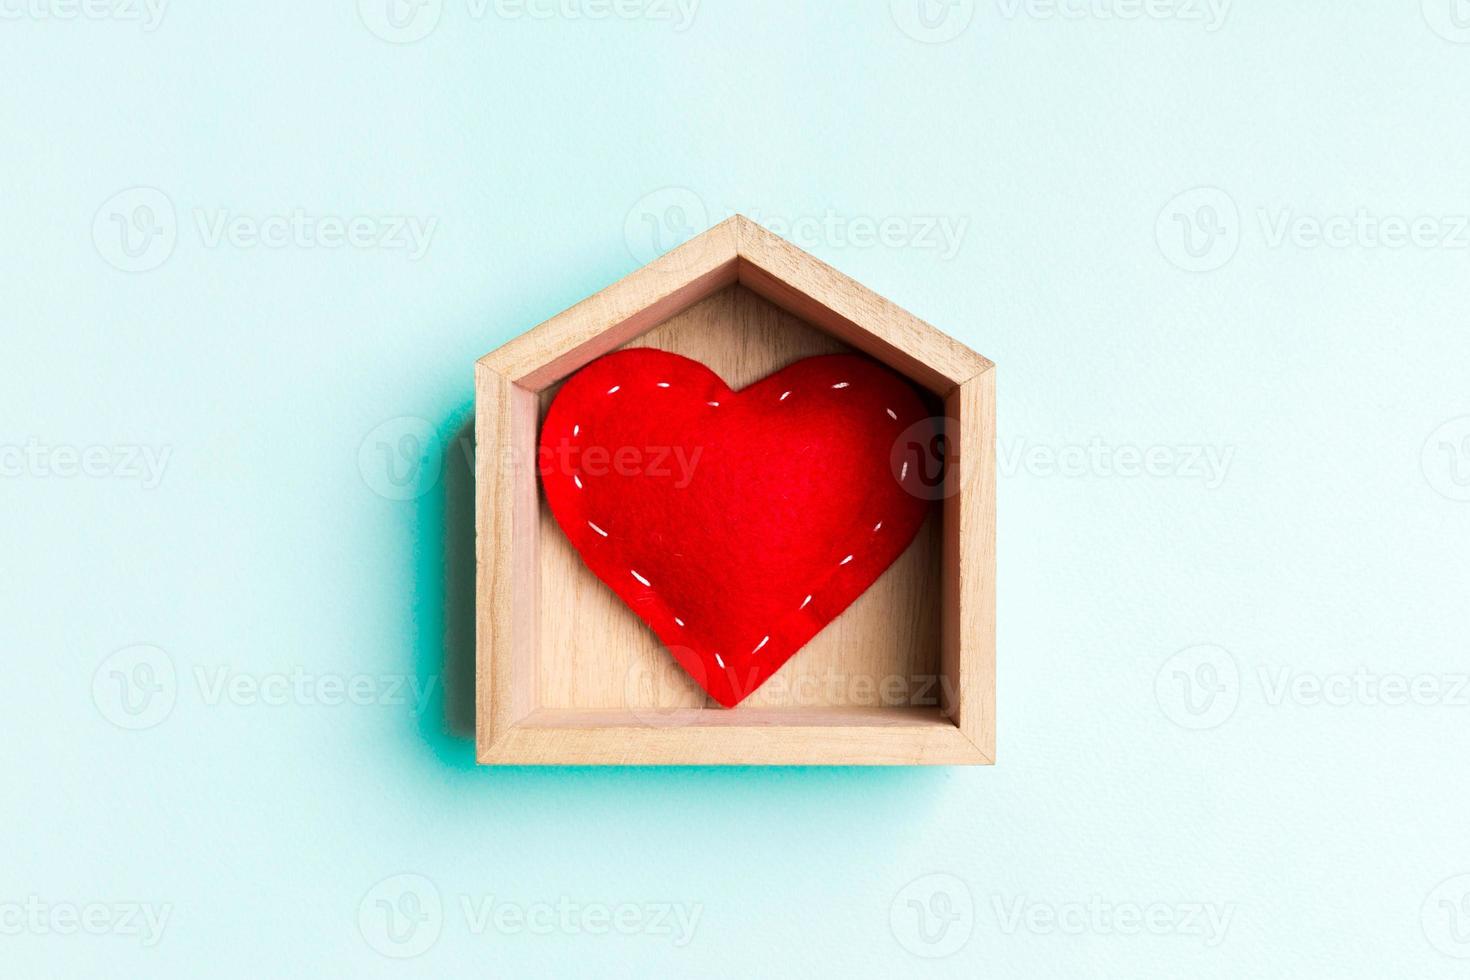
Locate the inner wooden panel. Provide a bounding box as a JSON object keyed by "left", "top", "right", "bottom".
{"left": 535, "top": 284, "right": 942, "bottom": 711}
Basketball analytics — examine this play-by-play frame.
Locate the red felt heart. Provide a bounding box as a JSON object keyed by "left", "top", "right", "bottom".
{"left": 538, "top": 349, "right": 935, "bottom": 707}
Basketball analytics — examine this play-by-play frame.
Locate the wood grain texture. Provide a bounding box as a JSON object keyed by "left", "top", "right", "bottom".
{"left": 483, "top": 707, "right": 982, "bottom": 766}
{"left": 474, "top": 365, "right": 540, "bottom": 746}
{"left": 475, "top": 215, "right": 994, "bottom": 765}
{"left": 943, "top": 368, "right": 997, "bottom": 762}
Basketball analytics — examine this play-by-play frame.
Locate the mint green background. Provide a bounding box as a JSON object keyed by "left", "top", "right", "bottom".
{"left": 5, "top": 2, "right": 1470, "bottom": 976}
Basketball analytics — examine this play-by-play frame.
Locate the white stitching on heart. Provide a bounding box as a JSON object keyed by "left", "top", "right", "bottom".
{"left": 568, "top": 364, "right": 912, "bottom": 684}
